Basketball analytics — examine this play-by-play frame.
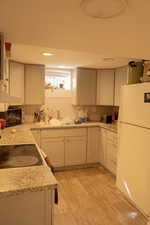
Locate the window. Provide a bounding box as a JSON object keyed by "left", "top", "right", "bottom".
{"left": 45, "top": 70, "right": 72, "bottom": 90}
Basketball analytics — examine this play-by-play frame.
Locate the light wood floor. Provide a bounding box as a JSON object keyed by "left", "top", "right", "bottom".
{"left": 54, "top": 167, "right": 147, "bottom": 225}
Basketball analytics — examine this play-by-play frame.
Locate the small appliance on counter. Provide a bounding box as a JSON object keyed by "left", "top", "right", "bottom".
{"left": 101, "top": 114, "right": 113, "bottom": 124}
{"left": 0, "top": 106, "right": 22, "bottom": 127}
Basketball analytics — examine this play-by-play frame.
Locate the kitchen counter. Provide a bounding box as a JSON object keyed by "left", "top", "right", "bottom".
{"left": 98, "top": 122, "right": 118, "bottom": 133}
{"left": 0, "top": 121, "right": 117, "bottom": 198}
{"left": 29, "top": 121, "right": 118, "bottom": 133}
{"left": 0, "top": 125, "right": 58, "bottom": 198}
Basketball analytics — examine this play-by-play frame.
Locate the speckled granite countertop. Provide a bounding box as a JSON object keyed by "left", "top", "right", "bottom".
{"left": 0, "top": 125, "right": 35, "bottom": 145}
{"left": 0, "top": 166, "right": 57, "bottom": 199}
{"left": 0, "top": 121, "right": 117, "bottom": 198}
{"left": 29, "top": 121, "right": 118, "bottom": 133}
{"left": 98, "top": 122, "right": 118, "bottom": 133}
{"left": 0, "top": 125, "right": 57, "bottom": 198}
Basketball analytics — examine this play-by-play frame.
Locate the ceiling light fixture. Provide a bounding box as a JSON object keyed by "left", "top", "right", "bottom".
{"left": 80, "top": 0, "right": 127, "bottom": 19}
{"left": 42, "top": 52, "right": 54, "bottom": 56}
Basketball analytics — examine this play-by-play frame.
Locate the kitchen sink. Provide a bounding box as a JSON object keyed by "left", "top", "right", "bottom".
{"left": 0, "top": 144, "right": 43, "bottom": 169}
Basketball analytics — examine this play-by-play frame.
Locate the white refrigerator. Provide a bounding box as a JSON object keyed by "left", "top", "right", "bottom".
{"left": 117, "top": 82, "right": 150, "bottom": 217}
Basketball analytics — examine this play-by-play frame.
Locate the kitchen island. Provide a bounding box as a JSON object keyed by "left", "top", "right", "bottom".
{"left": 29, "top": 121, "right": 118, "bottom": 133}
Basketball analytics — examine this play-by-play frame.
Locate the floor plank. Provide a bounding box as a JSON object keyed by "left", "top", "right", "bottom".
{"left": 54, "top": 167, "right": 147, "bottom": 225}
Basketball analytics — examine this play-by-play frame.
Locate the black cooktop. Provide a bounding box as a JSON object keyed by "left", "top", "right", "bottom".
{"left": 0, "top": 144, "right": 43, "bottom": 169}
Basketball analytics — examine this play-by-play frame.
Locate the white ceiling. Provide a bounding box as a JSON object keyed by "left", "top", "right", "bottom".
{"left": 0, "top": 0, "right": 149, "bottom": 67}
{"left": 11, "top": 43, "right": 133, "bottom": 68}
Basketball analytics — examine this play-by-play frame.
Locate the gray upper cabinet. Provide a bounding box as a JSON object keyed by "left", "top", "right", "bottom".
{"left": 72, "top": 68, "right": 97, "bottom": 105}
{"left": 97, "top": 69, "right": 115, "bottom": 106}
{"left": 9, "top": 61, "right": 25, "bottom": 105}
{"left": 114, "top": 67, "right": 128, "bottom": 106}
{"left": 24, "top": 64, "right": 45, "bottom": 105}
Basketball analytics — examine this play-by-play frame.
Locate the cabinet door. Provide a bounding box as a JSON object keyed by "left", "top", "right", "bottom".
{"left": 99, "top": 128, "right": 107, "bottom": 166}
{"left": 87, "top": 127, "right": 99, "bottom": 163}
{"left": 105, "top": 130, "right": 118, "bottom": 175}
{"left": 0, "top": 190, "right": 53, "bottom": 225}
{"left": 65, "top": 136, "right": 86, "bottom": 166}
{"left": 24, "top": 64, "right": 45, "bottom": 105}
{"left": 106, "top": 141, "right": 117, "bottom": 175}
{"left": 41, "top": 137, "right": 65, "bottom": 167}
{"left": 97, "top": 69, "right": 115, "bottom": 105}
{"left": 9, "top": 61, "right": 24, "bottom": 104}
{"left": 114, "top": 67, "right": 127, "bottom": 106}
{"left": 74, "top": 68, "right": 97, "bottom": 105}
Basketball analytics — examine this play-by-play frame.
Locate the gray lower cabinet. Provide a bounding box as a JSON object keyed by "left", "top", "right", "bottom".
{"left": 41, "top": 137, "right": 65, "bottom": 167}
{"left": 40, "top": 127, "right": 100, "bottom": 168}
{"left": 87, "top": 127, "right": 99, "bottom": 163}
{"left": 0, "top": 190, "right": 54, "bottom": 225}
{"left": 34, "top": 127, "right": 118, "bottom": 173}
{"left": 99, "top": 128, "right": 118, "bottom": 175}
{"left": 65, "top": 136, "right": 87, "bottom": 166}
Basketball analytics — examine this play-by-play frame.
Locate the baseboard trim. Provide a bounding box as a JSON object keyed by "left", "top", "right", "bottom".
{"left": 53, "top": 162, "right": 100, "bottom": 172}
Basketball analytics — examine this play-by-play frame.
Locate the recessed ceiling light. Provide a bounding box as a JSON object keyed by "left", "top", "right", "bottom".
{"left": 80, "top": 0, "right": 127, "bottom": 19}
{"left": 42, "top": 52, "right": 54, "bottom": 56}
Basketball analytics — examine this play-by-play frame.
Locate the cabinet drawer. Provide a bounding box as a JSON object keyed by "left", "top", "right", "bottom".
{"left": 107, "top": 131, "right": 118, "bottom": 146}
{"left": 107, "top": 150, "right": 117, "bottom": 163}
{"left": 106, "top": 130, "right": 114, "bottom": 142}
{"left": 113, "top": 134, "right": 118, "bottom": 144}
{"left": 41, "top": 137, "right": 64, "bottom": 143}
{"left": 65, "top": 137, "right": 86, "bottom": 142}
{"left": 41, "top": 128, "right": 87, "bottom": 138}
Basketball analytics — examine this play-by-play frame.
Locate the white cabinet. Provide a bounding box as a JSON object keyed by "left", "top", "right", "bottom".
{"left": 24, "top": 64, "right": 45, "bottom": 105}
{"left": 65, "top": 136, "right": 86, "bottom": 166}
{"left": 114, "top": 67, "right": 128, "bottom": 106}
{"left": 87, "top": 127, "right": 99, "bottom": 163}
{"left": 41, "top": 128, "right": 87, "bottom": 168}
{"left": 99, "top": 128, "right": 118, "bottom": 175}
{"left": 41, "top": 137, "right": 65, "bottom": 167}
{"left": 99, "top": 128, "right": 107, "bottom": 167}
{"left": 0, "top": 189, "right": 54, "bottom": 225}
{"left": 97, "top": 69, "right": 115, "bottom": 105}
{"left": 106, "top": 139, "right": 117, "bottom": 175}
{"left": 72, "top": 68, "right": 97, "bottom": 105}
{"left": 9, "top": 61, "right": 24, "bottom": 104}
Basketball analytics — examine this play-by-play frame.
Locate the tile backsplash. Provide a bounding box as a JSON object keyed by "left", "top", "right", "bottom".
{"left": 22, "top": 102, "right": 119, "bottom": 123}
{"left": 73, "top": 105, "right": 116, "bottom": 122}
{"left": 22, "top": 105, "right": 42, "bottom": 122}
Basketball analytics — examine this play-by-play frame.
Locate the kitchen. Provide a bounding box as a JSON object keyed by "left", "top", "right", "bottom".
{"left": 0, "top": 0, "right": 150, "bottom": 225}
